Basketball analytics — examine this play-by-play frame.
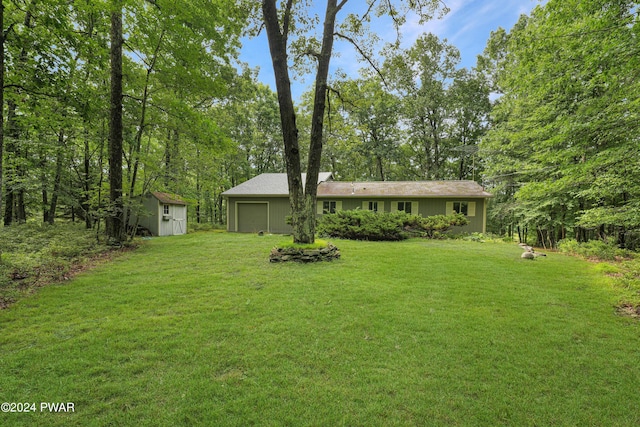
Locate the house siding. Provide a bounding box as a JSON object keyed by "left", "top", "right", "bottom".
{"left": 227, "top": 197, "right": 292, "bottom": 234}
{"left": 317, "top": 197, "right": 486, "bottom": 233}
{"left": 223, "top": 174, "right": 491, "bottom": 235}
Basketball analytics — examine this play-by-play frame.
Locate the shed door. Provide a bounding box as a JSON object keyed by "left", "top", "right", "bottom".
{"left": 172, "top": 206, "right": 186, "bottom": 235}
{"left": 237, "top": 203, "right": 268, "bottom": 233}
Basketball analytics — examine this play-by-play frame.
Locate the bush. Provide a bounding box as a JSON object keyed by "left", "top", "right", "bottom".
{"left": 188, "top": 222, "right": 225, "bottom": 233}
{"left": 317, "top": 210, "right": 469, "bottom": 241}
{"left": 0, "top": 222, "right": 108, "bottom": 306}
{"left": 409, "top": 213, "right": 469, "bottom": 238}
{"left": 619, "top": 258, "right": 640, "bottom": 295}
{"left": 558, "top": 238, "right": 635, "bottom": 261}
{"left": 317, "top": 210, "right": 408, "bottom": 241}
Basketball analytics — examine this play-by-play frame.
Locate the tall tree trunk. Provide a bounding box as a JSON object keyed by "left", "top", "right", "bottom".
{"left": 95, "top": 118, "right": 107, "bottom": 241}
{"left": 458, "top": 157, "right": 465, "bottom": 180}
{"left": 303, "top": 1, "right": 341, "bottom": 242}
{"left": 196, "top": 148, "right": 201, "bottom": 223}
{"left": 164, "top": 129, "right": 179, "bottom": 191}
{"left": 4, "top": 6, "right": 34, "bottom": 225}
{"left": 46, "top": 130, "right": 65, "bottom": 225}
{"left": 107, "top": 2, "right": 124, "bottom": 243}
{"left": 0, "top": 0, "right": 4, "bottom": 223}
{"left": 82, "top": 125, "right": 92, "bottom": 228}
{"left": 376, "top": 155, "right": 385, "bottom": 181}
{"left": 3, "top": 99, "right": 17, "bottom": 226}
{"left": 263, "top": 0, "right": 343, "bottom": 243}
{"left": 40, "top": 148, "right": 49, "bottom": 223}
{"left": 164, "top": 129, "right": 172, "bottom": 188}
{"left": 262, "top": 1, "right": 306, "bottom": 242}
{"left": 16, "top": 187, "right": 26, "bottom": 223}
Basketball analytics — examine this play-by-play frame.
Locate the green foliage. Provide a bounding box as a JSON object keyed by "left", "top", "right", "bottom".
{"left": 459, "top": 232, "right": 507, "bottom": 243}
{"left": 276, "top": 239, "right": 330, "bottom": 250}
{"left": 317, "top": 210, "right": 408, "bottom": 241}
{"left": 618, "top": 258, "right": 640, "bottom": 301}
{"left": 188, "top": 222, "right": 225, "bottom": 233}
{"left": 481, "top": 0, "right": 640, "bottom": 246}
{"left": 0, "top": 223, "right": 105, "bottom": 306}
{"left": 409, "top": 213, "right": 469, "bottom": 239}
{"left": 0, "top": 0, "right": 252, "bottom": 232}
{"left": 557, "top": 238, "right": 635, "bottom": 261}
{"left": 317, "top": 210, "right": 468, "bottom": 241}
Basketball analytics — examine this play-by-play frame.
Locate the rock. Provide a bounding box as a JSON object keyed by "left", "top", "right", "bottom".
{"left": 269, "top": 244, "right": 340, "bottom": 263}
{"left": 521, "top": 251, "right": 535, "bottom": 259}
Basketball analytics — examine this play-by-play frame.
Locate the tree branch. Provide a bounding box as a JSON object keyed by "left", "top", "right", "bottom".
{"left": 358, "top": 1, "right": 376, "bottom": 25}
{"left": 3, "top": 83, "right": 58, "bottom": 98}
{"left": 282, "top": 0, "right": 294, "bottom": 45}
{"left": 385, "top": 0, "right": 402, "bottom": 38}
{"left": 296, "top": 49, "right": 321, "bottom": 63}
{"left": 336, "top": 0, "right": 349, "bottom": 11}
{"left": 3, "top": 22, "right": 16, "bottom": 39}
{"left": 334, "top": 32, "right": 388, "bottom": 87}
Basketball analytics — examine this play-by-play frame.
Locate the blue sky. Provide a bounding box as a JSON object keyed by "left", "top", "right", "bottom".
{"left": 239, "top": 0, "right": 543, "bottom": 101}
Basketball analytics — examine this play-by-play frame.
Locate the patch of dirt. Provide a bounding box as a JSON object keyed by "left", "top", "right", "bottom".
{"left": 616, "top": 303, "right": 640, "bottom": 319}
{"left": 0, "top": 243, "right": 140, "bottom": 310}
{"left": 0, "top": 296, "right": 16, "bottom": 310}
{"left": 64, "top": 244, "right": 139, "bottom": 277}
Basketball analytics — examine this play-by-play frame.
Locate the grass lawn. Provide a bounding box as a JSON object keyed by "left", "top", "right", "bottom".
{"left": 1, "top": 232, "right": 639, "bottom": 426}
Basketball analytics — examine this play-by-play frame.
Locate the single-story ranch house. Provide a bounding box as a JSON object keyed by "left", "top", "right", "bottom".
{"left": 222, "top": 173, "right": 492, "bottom": 234}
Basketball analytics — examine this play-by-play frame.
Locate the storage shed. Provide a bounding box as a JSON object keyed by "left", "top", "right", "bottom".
{"left": 134, "top": 192, "right": 188, "bottom": 236}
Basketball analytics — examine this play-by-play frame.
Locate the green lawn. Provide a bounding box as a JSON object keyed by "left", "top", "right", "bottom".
{"left": 1, "top": 232, "right": 639, "bottom": 426}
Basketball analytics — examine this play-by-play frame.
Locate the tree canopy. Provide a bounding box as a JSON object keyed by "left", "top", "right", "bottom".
{"left": 480, "top": 0, "right": 640, "bottom": 248}
{"left": 0, "top": 0, "right": 638, "bottom": 250}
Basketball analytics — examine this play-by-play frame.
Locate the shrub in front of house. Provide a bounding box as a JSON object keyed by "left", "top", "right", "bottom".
{"left": 317, "top": 210, "right": 468, "bottom": 241}
{"left": 409, "top": 213, "right": 469, "bottom": 239}
{"left": 317, "top": 210, "right": 408, "bottom": 241}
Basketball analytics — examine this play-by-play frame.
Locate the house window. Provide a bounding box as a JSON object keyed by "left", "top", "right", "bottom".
{"left": 446, "top": 201, "right": 476, "bottom": 217}
{"left": 453, "top": 202, "right": 468, "bottom": 215}
{"left": 323, "top": 201, "right": 337, "bottom": 214}
{"left": 163, "top": 204, "right": 170, "bottom": 215}
{"left": 318, "top": 200, "right": 342, "bottom": 215}
{"left": 362, "top": 201, "right": 384, "bottom": 212}
{"left": 398, "top": 201, "right": 412, "bottom": 214}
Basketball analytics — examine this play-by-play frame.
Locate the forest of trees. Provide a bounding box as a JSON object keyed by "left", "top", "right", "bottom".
{"left": 1, "top": 0, "right": 638, "bottom": 248}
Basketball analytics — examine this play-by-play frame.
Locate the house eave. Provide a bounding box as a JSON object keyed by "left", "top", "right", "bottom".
{"left": 316, "top": 194, "right": 492, "bottom": 199}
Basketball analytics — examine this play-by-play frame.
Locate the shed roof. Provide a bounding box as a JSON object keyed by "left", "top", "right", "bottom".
{"left": 222, "top": 172, "right": 333, "bottom": 196}
{"left": 151, "top": 191, "right": 187, "bottom": 205}
{"left": 318, "top": 180, "right": 492, "bottom": 198}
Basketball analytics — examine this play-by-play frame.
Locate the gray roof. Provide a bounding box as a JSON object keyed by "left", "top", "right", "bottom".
{"left": 223, "top": 173, "right": 492, "bottom": 198}
{"left": 318, "top": 180, "right": 492, "bottom": 198}
{"left": 222, "top": 172, "right": 333, "bottom": 196}
{"left": 150, "top": 191, "right": 187, "bottom": 205}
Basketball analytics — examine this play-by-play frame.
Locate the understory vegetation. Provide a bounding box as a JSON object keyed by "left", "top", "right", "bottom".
{"left": 0, "top": 223, "right": 122, "bottom": 308}
{"left": 558, "top": 238, "right": 636, "bottom": 262}
{"left": 1, "top": 232, "right": 639, "bottom": 426}
{"left": 558, "top": 238, "right": 640, "bottom": 309}
{"left": 317, "top": 210, "right": 468, "bottom": 241}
